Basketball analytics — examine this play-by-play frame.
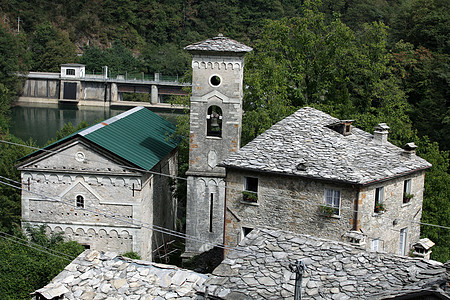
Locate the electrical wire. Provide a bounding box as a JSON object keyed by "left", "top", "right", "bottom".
{"left": 0, "top": 232, "right": 74, "bottom": 262}
{"left": 0, "top": 230, "right": 76, "bottom": 260}
{"left": 3, "top": 137, "right": 448, "bottom": 230}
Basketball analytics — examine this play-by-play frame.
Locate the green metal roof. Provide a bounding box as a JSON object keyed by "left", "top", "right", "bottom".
{"left": 20, "top": 107, "right": 180, "bottom": 171}
{"left": 80, "top": 106, "right": 180, "bottom": 170}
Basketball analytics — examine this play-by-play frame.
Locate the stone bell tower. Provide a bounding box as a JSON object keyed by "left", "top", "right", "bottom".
{"left": 183, "top": 35, "right": 252, "bottom": 257}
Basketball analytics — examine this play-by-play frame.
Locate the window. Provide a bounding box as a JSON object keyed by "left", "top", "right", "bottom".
{"left": 325, "top": 189, "right": 340, "bottom": 215}
{"left": 241, "top": 227, "right": 253, "bottom": 241}
{"left": 374, "top": 187, "right": 385, "bottom": 213}
{"left": 399, "top": 227, "right": 408, "bottom": 255}
{"left": 76, "top": 195, "right": 84, "bottom": 208}
{"left": 210, "top": 75, "right": 221, "bottom": 87}
{"left": 66, "top": 68, "right": 75, "bottom": 76}
{"left": 371, "top": 239, "right": 380, "bottom": 251}
{"left": 209, "top": 193, "right": 214, "bottom": 233}
{"left": 206, "top": 105, "right": 222, "bottom": 137}
{"left": 242, "top": 177, "right": 258, "bottom": 202}
{"left": 403, "top": 179, "right": 413, "bottom": 203}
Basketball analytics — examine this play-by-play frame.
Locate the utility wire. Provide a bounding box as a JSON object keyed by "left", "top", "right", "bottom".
{"left": 0, "top": 230, "right": 76, "bottom": 260}
{"left": 0, "top": 179, "right": 244, "bottom": 255}
{"left": 0, "top": 232, "right": 74, "bottom": 262}
{"left": 2, "top": 139, "right": 449, "bottom": 230}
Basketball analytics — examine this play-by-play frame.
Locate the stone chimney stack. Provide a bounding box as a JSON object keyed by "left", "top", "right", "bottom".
{"left": 403, "top": 142, "right": 418, "bottom": 157}
{"left": 373, "top": 123, "right": 390, "bottom": 144}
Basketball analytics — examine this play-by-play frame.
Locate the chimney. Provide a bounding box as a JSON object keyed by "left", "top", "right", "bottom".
{"left": 412, "top": 238, "right": 434, "bottom": 260}
{"left": 373, "top": 123, "right": 390, "bottom": 144}
{"left": 403, "top": 142, "right": 417, "bottom": 157}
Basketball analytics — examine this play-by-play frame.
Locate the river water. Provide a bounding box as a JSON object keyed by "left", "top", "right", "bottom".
{"left": 10, "top": 103, "right": 181, "bottom": 146}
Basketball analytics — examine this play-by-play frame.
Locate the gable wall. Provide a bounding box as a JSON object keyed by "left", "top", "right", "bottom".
{"left": 224, "top": 170, "right": 357, "bottom": 248}
{"left": 19, "top": 142, "right": 178, "bottom": 261}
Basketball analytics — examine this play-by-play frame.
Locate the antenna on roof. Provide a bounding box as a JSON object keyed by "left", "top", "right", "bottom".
{"left": 290, "top": 260, "right": 308, "bottom": 300}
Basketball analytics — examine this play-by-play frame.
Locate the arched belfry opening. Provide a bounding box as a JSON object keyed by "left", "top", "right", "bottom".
{"left": 207, "top": 105, "right": 223, "bottom": 137}
{"left": 183, "top": 34, "right": 252, "bottom": 259}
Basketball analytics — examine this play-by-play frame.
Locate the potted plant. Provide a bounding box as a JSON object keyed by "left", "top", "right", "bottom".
{"left": 374, "top": 202, "right": 385, "bottom": 213}
{"left": 242, "top": 191, "right": 258, "bottom": 203}
{"left": 403, "top": 193, "right": 414, "bottom": 203}
{"left": 320, "top": 205, "right": 335, "bottom": 218}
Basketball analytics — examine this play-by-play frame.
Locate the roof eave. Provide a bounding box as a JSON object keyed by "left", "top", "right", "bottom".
{"left": 221, "top": 164, "right": 432, "bottom": 187}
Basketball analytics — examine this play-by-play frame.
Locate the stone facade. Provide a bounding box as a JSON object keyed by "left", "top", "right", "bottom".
{"left": 220, "top": 107, "right": 431, "bottom": 256}
{"left": 183, "top": 35, "right": 252, "bottom": 257}
{"left": 17, "top": 108, "right": 179, "bottom": 261}
{"left": 224, "top": 169, "right": 426, "bottom": 256}
{"left": 224, "top": 170, "right": 355, "bottom": 247}
{"left": 358, "top": 171, "right": 425, "bottom": 255}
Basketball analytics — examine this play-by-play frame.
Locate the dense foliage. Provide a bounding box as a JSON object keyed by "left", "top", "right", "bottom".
{"left": 0, "top": 226, "right": 84, "bottom": 300}
{"left": 0, "top": 0, "right": 448, "bottom": 264}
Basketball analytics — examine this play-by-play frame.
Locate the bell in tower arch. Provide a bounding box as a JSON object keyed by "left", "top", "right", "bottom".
{"left": 207, "top": 105, "right": 222, "bottom": 137}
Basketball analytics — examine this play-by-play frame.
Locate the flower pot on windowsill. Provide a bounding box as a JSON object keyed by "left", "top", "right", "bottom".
{"left": 403, "top": 193, "right": 414, "bottom": 203}
{"left": 242, "top": 191, "right": 258, "bottom": 203}
{"left": 374, "top": 203, "right": 386, "bottom": 213}
{"left": 319, "top": 205, "right": 335, "bottom": 218}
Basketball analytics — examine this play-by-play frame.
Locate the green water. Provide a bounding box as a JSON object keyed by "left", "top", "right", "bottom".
{"left": 10, "top": 103, "right": 181, "bottom": 146}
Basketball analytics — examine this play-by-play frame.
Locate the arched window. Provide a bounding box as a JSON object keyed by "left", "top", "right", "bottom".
{"left": 207, "top": 105, "right": 222, "bottom": 137}
{"left": 76, "top": 195, "right": 84, "bottom": 208}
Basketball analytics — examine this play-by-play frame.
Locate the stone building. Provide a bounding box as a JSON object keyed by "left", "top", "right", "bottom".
{"left": 17, "top": 106, "right": 180, "bottom": 260}
{"left": 182, "top": 35, "right": 432, "bottom": 257}
{"left": 183, "top": 35, "right": 252, "bottom": 257}
{"left": 220, "top": 107, "right": 431, "bottom": 255}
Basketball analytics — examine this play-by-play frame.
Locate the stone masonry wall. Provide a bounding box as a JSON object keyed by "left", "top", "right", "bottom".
{"left": 224, "top": 170, "right": 356, "bottom": 248}
{"left": 19, "top": 140, "right": 179, "bottom": 260}
{"left": 358, "top": 171, "right": 425, "bottom": 255}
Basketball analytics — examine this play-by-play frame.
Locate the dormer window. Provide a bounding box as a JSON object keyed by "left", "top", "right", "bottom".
{"left": 207, "top": 105, "right": 222, "bottom": 137}
{"left": 327, "top": 120, "right": 354, "bottom": 136}
{"left": 66, "top": 69, "right": 75, "bottom": 76}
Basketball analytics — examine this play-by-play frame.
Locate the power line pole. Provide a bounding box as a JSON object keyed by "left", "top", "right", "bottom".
{"left": 17, "top": 17, "right": 22, "bottom": 33}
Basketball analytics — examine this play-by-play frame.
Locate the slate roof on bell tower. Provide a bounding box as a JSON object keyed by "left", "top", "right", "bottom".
{"left": 184, "top": 34, "right": 253, "bottom": 54}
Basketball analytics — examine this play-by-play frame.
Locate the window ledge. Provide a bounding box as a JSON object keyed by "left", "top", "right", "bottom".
{"left": 373, "top": 211, "right": 385, "bottom": 217}
{"left": 401, "top": 202, "right": 412, "bottom": 208}
{"left": 321, "top": 214, "right": 341, "bottom": 219}
{"left": 240, "top": 200, "right": 259, "bottom": 206}
{"left": 206, "top": 136, "right": 222, "bottom": 140}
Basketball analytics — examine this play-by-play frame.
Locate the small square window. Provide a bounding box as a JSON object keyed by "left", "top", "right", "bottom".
{"left": 66, "top": 68, "right": 75, "bottom": 76}
{"left": 325, "top": 189, "right": 340, "bottom": 215}
{"left": 242, "top": 177, "right": 258, "bottom": 202}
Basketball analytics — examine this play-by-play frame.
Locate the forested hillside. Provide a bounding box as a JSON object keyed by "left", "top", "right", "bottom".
{"left": 0, "top": 0, "right": 448, "bottom": 267}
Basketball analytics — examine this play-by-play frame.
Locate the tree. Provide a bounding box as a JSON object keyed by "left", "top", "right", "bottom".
{"left": 30, "top": 22, "right": 77, "bottom": 72}
{"left": 391, "top": 41, "right": 450, "bottom": 150}
{"left": 0, "top": 26, "right": 28, "bottom": 98}
{"left": 416, "top": 137, "right": 450, "bottom": 262}
{"left": 0, "top": 226, "right": 84, "bottom": 300}
{"left": 242, "top": 1, "right": 412, "bottom": 145}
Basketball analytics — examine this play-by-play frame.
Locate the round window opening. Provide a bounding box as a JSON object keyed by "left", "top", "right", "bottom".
{"left": 210, "top": 75, "right": 221, "bottom": 87}
{"left": 75, "top": 151, "right": 85, "bottom": 162}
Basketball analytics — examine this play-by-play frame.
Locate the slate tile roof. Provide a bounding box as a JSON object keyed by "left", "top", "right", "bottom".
{"left": 204, "top": 228, "right": 449, "bottom": 300}
{"left": 184, "top": 34, "right": 253, "bottom": 54}
{"left": 33, "top": 250, "right": 208, "bottom": 300}
{"left": 220, "top": 107, "right": 431, "bottom": 185}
